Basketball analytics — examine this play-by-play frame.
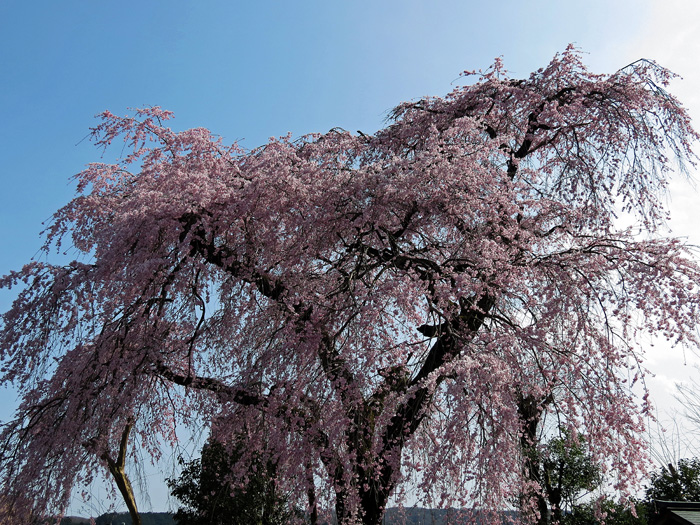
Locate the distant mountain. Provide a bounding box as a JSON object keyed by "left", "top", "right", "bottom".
{"left": 54, "top": 513, "right": 175, "bottom": 525}
{"left": 53, "top": 518, "right": 93, "bottom": 525}
{"left": 383, "top": 507, "right": 517, "bottom": 524}
{"left": 56, "top": 507, "right": 517, "bottom": 524}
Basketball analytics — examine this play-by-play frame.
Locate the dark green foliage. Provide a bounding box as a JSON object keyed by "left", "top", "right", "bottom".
{"left": 167, "top": 441, "right": 294, "bottom": 525}
{"left": 556, "top": 457, "right": 700, "bottom": 525}
{"left": 542, "top": 432, "right": 602, "bottom": 518}
{"left": 563, "top": 499, "right": 648, "bottom": 525}
{"left": 646, "top": 458, "right": 700, "bottom": 502}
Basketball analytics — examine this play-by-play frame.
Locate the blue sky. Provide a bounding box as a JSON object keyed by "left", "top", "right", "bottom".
{"left": 0, "top": 0, "right": 654, "bottom": 275}
{"left": 1, "top": 0, "right": 699, "bottom": 515}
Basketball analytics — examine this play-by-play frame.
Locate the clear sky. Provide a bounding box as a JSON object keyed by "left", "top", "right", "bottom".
{"left": 1, "top": 0, "right": 699, "bottom": 516}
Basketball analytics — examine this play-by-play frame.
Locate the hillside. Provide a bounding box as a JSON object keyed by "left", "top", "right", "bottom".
{"left": 55, "top": 508, "right": 516, "bottom": 524}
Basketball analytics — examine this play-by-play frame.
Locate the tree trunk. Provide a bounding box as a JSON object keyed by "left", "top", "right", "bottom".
{"left": 518, "top": 394, "right": 550, "bottom": 525}
{"left": 103, "top": 422, "right": 142, "bottom": 525}
{"left": 333, "top": 465, "right": 393, "bottom": 524}
{"left": 306, "top": 460, "right": 318, "bottom": 525}
{"left": 358, "top": 487, "right": 389, "bottom": 525}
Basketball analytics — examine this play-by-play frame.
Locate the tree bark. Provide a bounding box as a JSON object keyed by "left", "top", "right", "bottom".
{"left": 518, "top": 394, "right": 551, "bottom": 525}
{"left": 306, "top": 460, "right": 318, "bottom": 525}
{"left": 103, "top": 422, "right": 142, "bottom": 525}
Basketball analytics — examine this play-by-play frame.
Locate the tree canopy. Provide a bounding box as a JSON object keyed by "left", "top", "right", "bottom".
{"left": 646, "top": 458, "right": 700, "bottom": 502}
{"left": 0, "top": 47, "right": 699, "bottom": 525}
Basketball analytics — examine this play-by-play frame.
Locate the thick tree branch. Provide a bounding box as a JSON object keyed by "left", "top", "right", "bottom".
{"left": 182, "top": 217, "right": 287, "bottom": 301}
{"left": 383, "top": 293, "right": 495, "bottom": 450}
{"left": 155, "top": 362, "right": 267, "bottom": 407}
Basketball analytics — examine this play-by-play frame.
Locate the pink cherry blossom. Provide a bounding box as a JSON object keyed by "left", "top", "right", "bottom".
{"left": 1, "top": 47, "right": 699, "bottom": 525}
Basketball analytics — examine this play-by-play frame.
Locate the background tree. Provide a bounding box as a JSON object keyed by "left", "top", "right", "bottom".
{"left": 517, "top": 412, "right": 601, "bottom": 525}
{"left": 542, "top": 430, "right": 601, "bottom": 523}
{"left": 560, "top": 457, "right": 700, "bottom": 525}
{"left": 646, "top": 458, "right": 700, "bottom": 502}
{"left": 0, "top": 47, "right": 699, "bottom": 525}
{"left": 167, "top": 439, "right": 294, "bottom": 525}
{"left": 563, "top": 499, "right": 647, "bottom": 525}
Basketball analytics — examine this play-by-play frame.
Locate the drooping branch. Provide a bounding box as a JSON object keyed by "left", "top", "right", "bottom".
{"left": 156, "top": 360, "right": 344, "bottom": 483}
